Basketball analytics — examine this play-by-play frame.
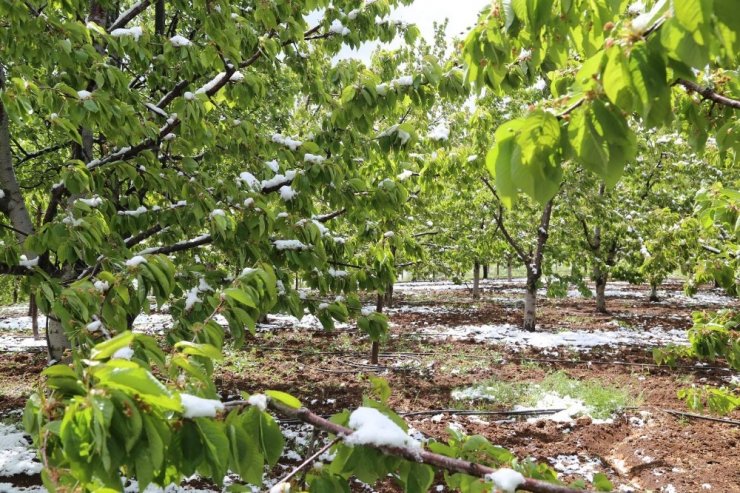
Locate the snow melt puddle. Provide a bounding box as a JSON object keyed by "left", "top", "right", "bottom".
{"left": 421, "top": 323, "right": 688, "bottom": 350}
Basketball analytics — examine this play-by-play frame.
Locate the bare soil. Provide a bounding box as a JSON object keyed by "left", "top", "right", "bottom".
{"left": 1, "top": 281, "right": 738, "bottom": 492}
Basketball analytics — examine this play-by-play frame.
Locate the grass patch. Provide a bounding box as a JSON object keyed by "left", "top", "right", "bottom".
{"left": 451, "top": 371, "right": 639, "bottom": 419}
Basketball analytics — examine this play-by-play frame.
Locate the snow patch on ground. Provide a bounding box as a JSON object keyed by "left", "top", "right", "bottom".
{"left": 549, "top": 454, "right": 604, "bottom": 481}
{"left": 0, "top": 424, "right": 42, "bottom": 476}
{"left": 421, "top": 323, "right": 688, "bottom": 351}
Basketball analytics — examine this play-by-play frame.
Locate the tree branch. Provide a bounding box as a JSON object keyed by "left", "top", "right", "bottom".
{"left": 314, "top": 208, "right": 346, "bottom": 223}
{"left": 124, "top": 224, "right": 164, "bottom": 248}
{"left": 0, "top": 221, "right": 31, "bottom": 237}
{"left": 677, "top": 78, "right": 740, "bottom": 110}
{"left": 16, "top": 143, "right": 67, "bottom": 166}
{"left": 577, "top": 216, "right": 596, "bottom": 251}
{"left": 109, "top": 0, "right": 152, "bottom": 31}
{"left": 138, "top": 234, "right": 212, "bottom": 255}
{"left": 225, "top": 399, "right": 592, "bottom": 493}
{"left": 0, "top": 262, "right": 32, "bottom": 276}
{"left": 481, "top": 177, "right": 529, "bottom": 263}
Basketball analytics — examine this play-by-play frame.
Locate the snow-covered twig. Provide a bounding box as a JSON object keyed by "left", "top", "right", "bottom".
{"left": 109, "top": 0, "right": 152, "bottom": 31}
{"left": 272, "top": 437, "right": 341, "bottom": 488}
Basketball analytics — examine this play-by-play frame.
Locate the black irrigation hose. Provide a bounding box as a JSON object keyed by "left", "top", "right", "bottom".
{"left": 248, "top": 345, "right": 734, "bottom": 372}
{"left": 661, "top": 408, "right": 740, "bottom": 426}
{"left": 400, "top": 408, "right": 567, "bottom": 418}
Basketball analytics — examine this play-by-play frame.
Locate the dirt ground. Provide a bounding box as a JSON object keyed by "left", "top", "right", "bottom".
{"left": 1, "top": 280, "right": 738, "bottom": 492}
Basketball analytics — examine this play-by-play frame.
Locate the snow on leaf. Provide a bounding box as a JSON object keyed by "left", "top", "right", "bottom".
{"left": 180, "top": 393, "right": 225, "bottom": 419}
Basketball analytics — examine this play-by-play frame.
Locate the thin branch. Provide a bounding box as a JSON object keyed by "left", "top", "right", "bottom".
{"left": 138, "top": 234, "right": 212, "bottom": 255}
{"left": 577, "top": 216, "right": 596, "bottom": 251}
{"left": 16, "top": 143, "right": 67, "bottom": 166}
{"left": 412, "top": 230, "right": 438, "bottom": 238}
{"left": 273, "top": 437, "right": 341, "bottom": 488}
{"left": 328, "top": 260, "right": 362, "bottom": 270}
{"left": 124, "top": 224, "right": 164, "bottom": 248}
{"left": 481, "top": 177, "right": 529, "bottom": 263}
{"left": 677, "top": 78, "right": 740, "bottom": 110}
{"left": 314, "top": 208, "right": 346, "bottom": 223}
{"left": 0, "top": 222, "right": 31, "bottom": 237}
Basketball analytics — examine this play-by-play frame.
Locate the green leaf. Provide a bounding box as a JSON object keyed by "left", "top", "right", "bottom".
{"left": 673, "top": 0, "right": 711, "bottom": 44}
{"left": 265, "top": 390, "right": 301, "bottom": 409}
{"left": 196, "top": 418, "right": 230, "bottom": 484}
{"left": 90, "top": 331, "right": 134, "bottom": 360}
{"left": 42, "top": 365, "right": 78, "bottom": 379}
{"left": 592, "top": 472, "right": 614, "bottom": 491}
{"left": 224, "top": 288, "right": 257, "bottom": 308}
{"left": 399, "top": 461, "right": 434, "bottom": 493}
{"left": 242, "top": 407, "right": 283, "bottom": 466}
{"left": 568, "top": 99, "right": 636, "bottom": 187}
{"left": 175, "top": 341, "right": 224, "bottom": 360}
{"left": 93, "top": 363, "right": 182, "bottom": 412}
{"left": 228, "top": 419, "right": 264, "bottom": 485}
{"left": 603, "top": 46, "right": 634, "bottom": 112}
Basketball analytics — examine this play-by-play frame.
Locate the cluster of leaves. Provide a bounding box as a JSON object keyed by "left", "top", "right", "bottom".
{"left": 24, "top": 331, "right": 288, "bottom": 490}
{"left": 464, "top": 0, "right": 738, "bottom": 206}
{"left": 653, "top": 310, "right": 739, "bottom": 414}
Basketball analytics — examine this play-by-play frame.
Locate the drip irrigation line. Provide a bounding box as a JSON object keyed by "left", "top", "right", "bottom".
{"left": 399, "top": 408, "right": 567, "bottom": 418}
{"left": 661, "top": 408, "right": 740, "bottom": 426}
{"left": 248, "top": 345, "right": 733, "bottom": 372}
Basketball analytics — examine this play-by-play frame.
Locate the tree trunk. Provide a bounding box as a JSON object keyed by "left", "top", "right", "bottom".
{"left": 370, "top": 293, "right": 384, "bottom": 365}
{"left": 507, "top": 258, "right": 513, "bottom": 281}
{"left": 521, "top": 199, "right": 553, "bottom": 332}
{"left": 46, "top": 318, "right": 70, "bottom": 362}
{"left": 496, "top": 264, "right": 500, "bottom": 278}
{"left": 12, "top": 280, "right": 18, "bottom": 304}
{"left": 594, "top": 274, "right": 607, "bottom": 313}
{"left": 649, "top": 283, "right": 659, "bottom": 302}
{"left": 482, "top": 264, "right": 489, "bottom": 279}
{"left": 472, "top": 261, "right": 481, "bottom": 299}
{"left": 384, "top": 283, "right": 394, "bottom": 309}
{"left": 30, "top": 294, "right": 39, "bottom": 339}
{"left": 523, "top": 277, "right": 537, "bottom": 332}
{"left": 0, "top": 66, "right": 35, "bottom": 242}
{"left": 155, "top": 0, "right": 166, "bottom": 36}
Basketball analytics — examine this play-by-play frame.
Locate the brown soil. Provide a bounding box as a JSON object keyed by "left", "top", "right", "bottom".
{"left": 1, "top": 282, "right": 738, "bottom": 492}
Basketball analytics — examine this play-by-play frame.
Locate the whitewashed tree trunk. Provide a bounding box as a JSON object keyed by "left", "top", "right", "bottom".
{"left": 523, "top": 280, "right": 537, "bottom": 332}
{"left": 0, "top": 66, "right": 35, "bottom": 241}
{"left": 46, "top": 318, "right": 70, "bottom": 362}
